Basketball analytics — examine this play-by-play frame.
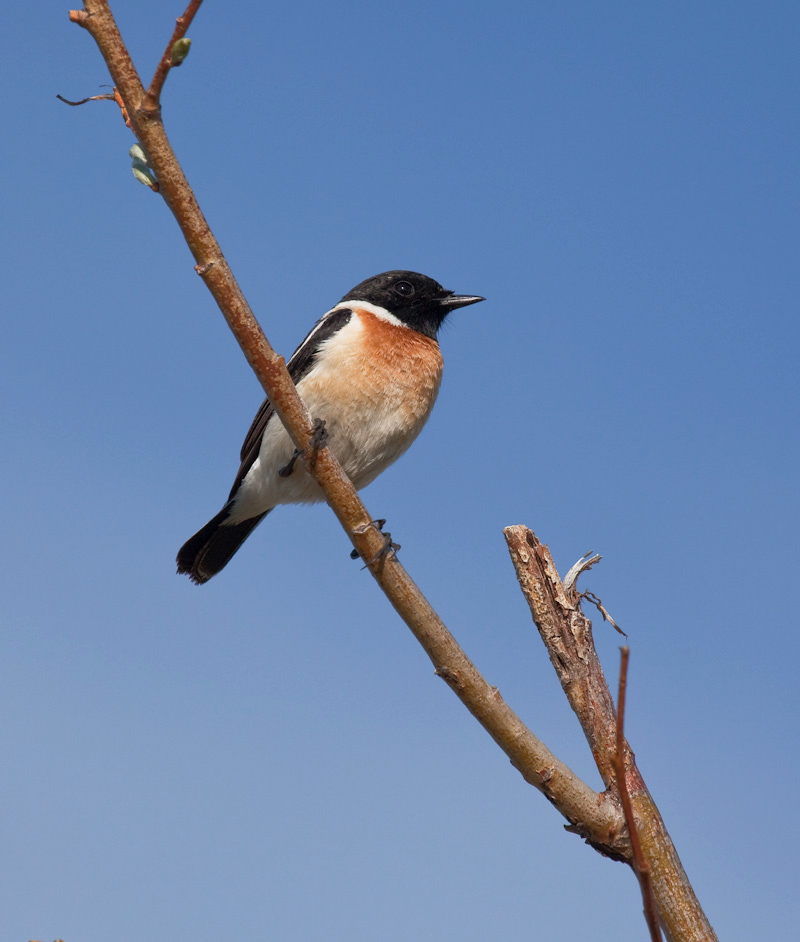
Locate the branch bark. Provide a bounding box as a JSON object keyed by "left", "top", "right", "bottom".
{"left": 504, "top": 526, "right": 718, "bottom": 942}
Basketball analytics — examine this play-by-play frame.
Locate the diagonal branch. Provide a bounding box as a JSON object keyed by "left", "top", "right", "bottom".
{"left": 504, "top": 526, "right": 622, "bottom": 787}
{"left": 66, "top": 0, "right": 627, "bottom": 858}
{"left": 504, "top": 525, "right": 718, "bottom": 942}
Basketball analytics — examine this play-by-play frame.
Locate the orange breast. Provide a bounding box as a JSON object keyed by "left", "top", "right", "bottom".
{"left": 351, "top": 307, "right": 444, "bottom": 425}
{"left": 292, "top": 308, "right": 445, "bottom": 488}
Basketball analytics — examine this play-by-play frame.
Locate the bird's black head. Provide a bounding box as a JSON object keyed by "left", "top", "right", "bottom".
{"left": 340, "top": 270, "right": 484, "bottom": 339}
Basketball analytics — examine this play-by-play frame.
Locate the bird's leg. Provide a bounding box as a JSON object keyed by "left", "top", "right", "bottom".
{"left": 278, "top": 451, "right": 300, "bottom": 477}
{"left": 350, "top": 519, "right": 400, "bottom": 565}
{"left": 278, "top": 418, "right": 328, "bottom": 477}
{"left": 305, "top": 417, "right": 329, "bottom": 469}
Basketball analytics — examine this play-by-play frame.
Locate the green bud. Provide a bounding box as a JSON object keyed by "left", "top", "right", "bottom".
{"left": 132, "top": 163, "right": 158, "bottom": 188}
{"left": 170, "top": 37, "right": 192, "bottom": 66}
{"left": 129, "top": 143, "right": 147, "bottom": 164}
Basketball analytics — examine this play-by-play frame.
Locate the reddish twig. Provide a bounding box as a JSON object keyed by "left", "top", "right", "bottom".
{"left": 615, "top": 647, "right": 662, "bottom": 942}
{"left": 143, "top": 0, "right": 203, "bottom": 110}
{"left": 111, "top": 85, "right": 131, "bottom": 127}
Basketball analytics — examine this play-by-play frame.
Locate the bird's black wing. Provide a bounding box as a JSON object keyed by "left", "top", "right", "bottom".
{"left": 230, "top": 306, "right": 353, "bottom": 496}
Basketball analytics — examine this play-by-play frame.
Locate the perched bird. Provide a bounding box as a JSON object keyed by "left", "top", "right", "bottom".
{"left": 177, "top": 270, "right": 484, "bottom": 583}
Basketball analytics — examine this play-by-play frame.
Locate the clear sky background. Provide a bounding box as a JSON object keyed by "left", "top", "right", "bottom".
{"left": 3, "top": 2, "right": 798, "bottom": 940}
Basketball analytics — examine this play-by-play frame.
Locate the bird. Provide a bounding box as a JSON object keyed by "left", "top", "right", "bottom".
{"left": 176, "top": 270, "right": 484, "bottom": 583}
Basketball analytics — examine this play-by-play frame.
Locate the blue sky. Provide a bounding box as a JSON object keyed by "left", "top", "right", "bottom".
{"left": 3, "top": 2, "right": 798, "bottom": 939}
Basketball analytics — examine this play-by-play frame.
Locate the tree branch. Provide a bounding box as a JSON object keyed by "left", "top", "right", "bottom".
{"left": 66, "top": 0, "right": 628, "bottom": 858}
{"left": 504, "top": 525, "right": 718, "bottom": 942}
{"left": 504, "top": 526, "right": 621, "bottom": 788}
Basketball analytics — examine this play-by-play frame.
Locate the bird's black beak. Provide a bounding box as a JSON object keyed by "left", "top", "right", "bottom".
{"left": 438, "top": 293, "right": 485, "bottom": 310}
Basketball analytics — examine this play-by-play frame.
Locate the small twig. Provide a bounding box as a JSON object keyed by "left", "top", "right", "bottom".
{"left": 562, "top": 551, "right": 624, "bottom": 635}
{"left": 56, "top": 91, "right": 114, "bottom": 105}
{"left": 582, "top": 590, "right": 625, "bottom": 636}
{"left": 616, "top": 648, "right": 662, "bottom": 942}
{"left": 563, "top": 550, "right": 602, "bottom": 593}
{"left": 57, "top": 85, "right": 131, "bottom": 127}
{"left": 563, "top": 553, "right": 625, "bottom": 635}
{"left": 144, "top": 0, "right": 203, "bottom": 109}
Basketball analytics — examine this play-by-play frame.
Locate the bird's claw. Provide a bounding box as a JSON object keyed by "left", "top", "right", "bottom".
{"left": 278, "top": 418, "right": 328, "bottom": 477}
{"left": 350, "top": 519, "right": 400, "bottom": 566}
{"left": 278, "top": 451, "right": 300, "bottom": 477}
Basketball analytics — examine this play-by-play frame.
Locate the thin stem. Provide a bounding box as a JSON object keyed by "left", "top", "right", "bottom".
{"left": 616, "top": 648, "right": 662, "bottom": 942}
{"left": 143, "top": 0, "right": 204, "bottom": 109}
{"left": 56, "top": 91, "right": 115, "bottom": 105}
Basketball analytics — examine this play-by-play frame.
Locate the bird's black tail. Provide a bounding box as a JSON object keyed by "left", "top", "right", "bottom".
{"left": 176, "top": 505, "right": 271, "bottom": 584}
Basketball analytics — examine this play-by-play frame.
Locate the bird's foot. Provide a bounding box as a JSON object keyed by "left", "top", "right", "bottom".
{"left": 306, "top": 417, "right": 329, "bottom": 468}
{"left": 278, "top": 418, "right": 328, "bottom": 477}
{"left": 350, "top": 519, "right": 400, "bottom": 565}
{"left": 278, "top": 450, "right": 300, "bottom": 477}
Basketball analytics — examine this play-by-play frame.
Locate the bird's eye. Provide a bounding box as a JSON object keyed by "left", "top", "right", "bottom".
{"left": 393, "top": 281, "right": 415, "bottom": 298}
